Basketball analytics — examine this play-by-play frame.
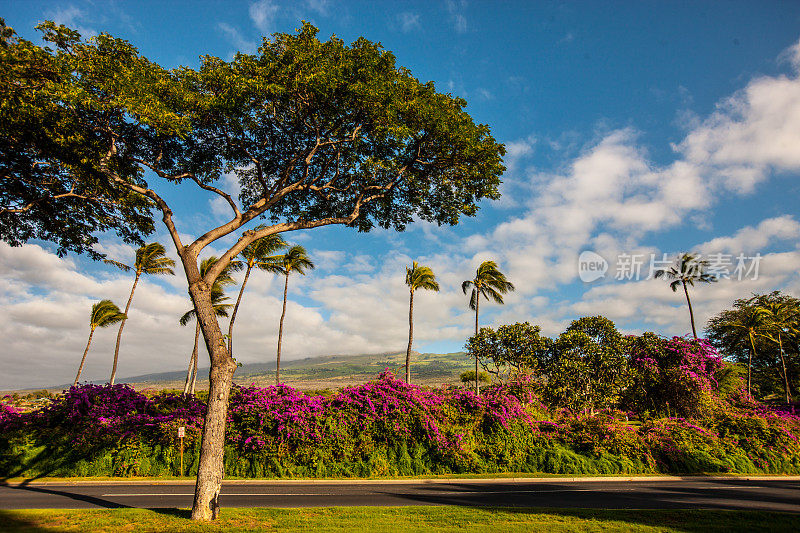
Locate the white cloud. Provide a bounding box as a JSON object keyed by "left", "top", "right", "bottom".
{"left": 217, "top": 22, "right": 257, "bottom": 54}
{"left": 445, "top": 0, "right": 467, "bottom": 33}
{"left": 397, "top": 12, "right": 421, "bottom": 33}
{"left": 700, "top": 215, "right": 800, "bottom": 254}
{"left": 249, "top": 0, "right": 281, "bottom": 35}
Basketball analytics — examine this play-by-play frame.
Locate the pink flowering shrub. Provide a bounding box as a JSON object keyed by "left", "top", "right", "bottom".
{"left": 2, "top": 369, "right": 800, "bottom": 478}
{"left": 624, "top": 334, "right": 725, "bottom": 418}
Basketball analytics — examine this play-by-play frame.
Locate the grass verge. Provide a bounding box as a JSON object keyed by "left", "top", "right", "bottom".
{"left": 0, "top": 507, "right": 798, "bottom": 532}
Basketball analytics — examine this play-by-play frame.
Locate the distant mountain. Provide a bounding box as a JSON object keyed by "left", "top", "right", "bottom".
{"left": 100, "top": 350, "right": 471, "bottom": 391}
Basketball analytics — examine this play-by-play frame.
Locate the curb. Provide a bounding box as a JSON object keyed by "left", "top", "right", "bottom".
{"left": 4, "top": 475, "right": 800, "bottom": 486}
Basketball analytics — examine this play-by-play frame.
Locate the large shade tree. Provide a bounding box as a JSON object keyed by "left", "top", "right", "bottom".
{"left": 273, "top": 245, "right": 314, "bottom": 384}
{"left": 462, "top": 260, "right": 514, "bottom": 395}
{"left": 654, "top": 253, "right": 716, "bottom": 338}
{"left": 0, "top": 21, "right": 505, "bottom": 520}
{"left": 104, "top": 242, "right": 175, "bottom": 385}
{"left": 404, "top": 261, "right": 440, "bottom": 383}
{"left": 74, "top": 300, "right": 126, "bottom": 386}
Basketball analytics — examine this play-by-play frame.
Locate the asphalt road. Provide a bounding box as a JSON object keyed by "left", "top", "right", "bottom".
{"left": 1, "top": 478, "right": 799, "bottom": 512}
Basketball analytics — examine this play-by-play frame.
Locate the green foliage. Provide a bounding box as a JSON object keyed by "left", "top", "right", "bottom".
{"left": 0, "top": 19, "right": 158, "bottom": 259}
{"left": 545, "top": 317, "right": 628, "bottom": 413}
{"left": 460, "top": 370, "right": 490, "bottom": 384}
{"left": 467, "top": 322, "right": 551, "bottom": 382}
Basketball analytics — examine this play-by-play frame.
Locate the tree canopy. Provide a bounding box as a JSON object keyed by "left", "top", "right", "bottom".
{"left": 1, "top": 19, "right": 505, "bottom": 272}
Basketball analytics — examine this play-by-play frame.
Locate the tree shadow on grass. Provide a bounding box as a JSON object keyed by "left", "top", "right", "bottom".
{"left": 146, "top": 507, "right": 191, "bottom": 519}
{"left": 0, "top": 511, "right": 52, "bottom": 533}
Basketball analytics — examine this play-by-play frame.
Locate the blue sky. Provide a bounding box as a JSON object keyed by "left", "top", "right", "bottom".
{"left": 2, "top": 1, "right": 800, "bottom": 389}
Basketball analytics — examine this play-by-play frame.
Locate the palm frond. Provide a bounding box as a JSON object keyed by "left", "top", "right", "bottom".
{"left": 103, "top": 259, "right": 132, "bottom": 273}
{"left": 406, "top": 261, "right": 439, "bottom": 292}
{"left": 461, "top": 280, "right": 473, "bottom": 294}
{"left": 90, "top": 300, "right": 127, "bottom": 328}
{"left": 179, "top": 309, "right": 195, "bottom": 326}
{"left": 468, "top": 288, "right": 477, "bottom": 311}
{"left": 282, "top": 245, "right": 315, "bottom": 276}
{"left": 136, "top": 242, "right": 176, "bottom": 276}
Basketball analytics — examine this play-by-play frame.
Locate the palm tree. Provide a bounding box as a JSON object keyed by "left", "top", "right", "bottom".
{"left": 756, "top": 296, "right": 797, "bottom": 404}
{"left": 74, "top": 300, "right": 126, "bottom": 387}
{"left": 707, "top": 302, "right": 772, "bottom": 398}
{"left": 462, "top": 260, "right": 515, "bottom": 395}
{"left": 227, "top": 231, "right": 287, "bottom": 358}
{"left": 179, "top": 256, "right": 238, "bottom": 395}
{"left": 104, "top": 243, "right": 175, "bottom": 385}
{"left": 654, "top": 253, "right": 716, "bottom": 339}
{"left": 404, "top": 261, "right": 440, "bottom": 384}
{"left": 274, "top": 245, "right": 314, "bottom": 385}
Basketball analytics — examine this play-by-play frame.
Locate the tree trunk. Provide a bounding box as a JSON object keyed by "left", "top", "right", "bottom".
{"left": 747, "top": 330, "right": 756, "bottom": 399}
{"left": 190, "top": 346, "right": 199, "bottom": 395}
{"left": 406, "top": 289, "right": 414, "bottom": 384}
{"left": 227, "top": 264, "right": 252, "bottom": 358}
{"left": 74, "top": 327, "right": 95, "bottom": 387}
{"left": 778, "top": 333, "right": 792, "bottom": 404}
{"left": 474, "top": 293, "right": 480, "bottom": 396}
{"left": 184, "top": 320, "right": 200, "bottom": 395}
{"left": 276, "top": 272, "right": 289, "bottom": 385}
{"left": 110, "top": 272, "right": 140, "bottom": 385}
{"left": 683, "top": 281, "right": 697, "bottom": 339}
{"left": 189, "top": 279, "right": 238, "bottom": 521}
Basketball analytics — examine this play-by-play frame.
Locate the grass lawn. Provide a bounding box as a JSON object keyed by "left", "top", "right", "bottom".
{"left": 0, "top": 507, "right": 798, "bottom": 532}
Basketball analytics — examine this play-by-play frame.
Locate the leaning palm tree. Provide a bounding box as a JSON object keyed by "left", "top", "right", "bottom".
{"left": 104, "top": 243, "right": 175, "bottom": 385}
{"left": 74, "top": 300, "right": 126, "bottom": 387}
{"left": 462, "top": 260, "right": 515, "bottom": 395}
{"left": 179, "top": 256, "right": 239, "bottom": 395}
{"left": 654, "top": 253, "right": 716, "bottom": 339}
{"left": 274, "top": 245, "right": 314, "bottom": 385}
{"left": 227, "top": 231, "right": 287, "bottom": 358}
{"left": 404, "top": 261, "right": 440, "bottom": 384}
{"left": 756, "top": 297, "right": 797, "bottom": 404}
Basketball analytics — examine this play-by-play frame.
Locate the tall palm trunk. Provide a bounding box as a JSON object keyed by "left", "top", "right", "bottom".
{"left": 110, "top": 272, "right": 140, "bottom": 385}
{"left": 184, "top": 321, "right": 200, "bottom": 395}
{"left": 227, "top": 265, "right": 252, "bottom": 358}
{"left": 190, "top": 352, "right": 199, "bottom": 395}
{"left": 74, "top": 327, "right": 96, "bottom": 386}
{"left": 682, "top": 281, "right": 697, "bottom": 339}
{"left": 747, "top": 329, "right": 757, "bottom": 398}
{"left": 406, "top": 289, "right": 414, "bottom": 384}
{"left": 777, "top": 333, "right": 792, "bottom": 404}
{"left": 474, "top": 294, "right": 480, "bottom": 396}
{"left": 276, "top": 272, "right": 289, "bottom": 385}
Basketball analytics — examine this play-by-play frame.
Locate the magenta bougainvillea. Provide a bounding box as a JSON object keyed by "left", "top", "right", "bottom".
{"left": 1, "top": 366, "right": 799, "bottom": 478}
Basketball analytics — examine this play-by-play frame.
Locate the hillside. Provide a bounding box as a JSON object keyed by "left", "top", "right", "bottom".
{"left": 97, "top": 351, "right": 472, "bottom": 392}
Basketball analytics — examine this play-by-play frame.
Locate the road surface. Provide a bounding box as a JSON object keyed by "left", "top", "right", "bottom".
{"left": 1, "top": 478, "right": 798, "bottom": 511}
